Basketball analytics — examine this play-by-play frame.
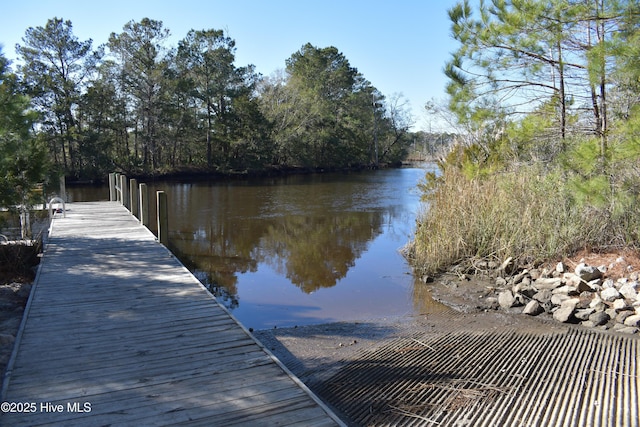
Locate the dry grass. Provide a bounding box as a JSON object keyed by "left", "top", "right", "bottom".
{"left": 405, "top": 164, "right": 640, "bottom": 276}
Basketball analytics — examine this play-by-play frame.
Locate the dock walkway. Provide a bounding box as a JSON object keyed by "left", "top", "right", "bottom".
{"left": 1, "top": 201, "right": 343, "bottom": 426}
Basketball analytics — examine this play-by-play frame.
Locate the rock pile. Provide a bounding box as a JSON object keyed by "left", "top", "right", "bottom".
{"left": 488, "top": 258, "right": 640, "bottom": 334}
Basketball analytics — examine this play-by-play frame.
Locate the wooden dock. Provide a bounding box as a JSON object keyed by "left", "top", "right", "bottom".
{"left": 1, "top": 201, "right": 343, "bottom": 426}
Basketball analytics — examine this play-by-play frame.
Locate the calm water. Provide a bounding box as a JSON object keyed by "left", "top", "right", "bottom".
{"left": 68, "top": 165, "right": 443, "bottom": 330}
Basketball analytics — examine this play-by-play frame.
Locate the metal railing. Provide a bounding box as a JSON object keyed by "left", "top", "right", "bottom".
{"left": 48, "top": 197, "right": 66, "bottom": 219}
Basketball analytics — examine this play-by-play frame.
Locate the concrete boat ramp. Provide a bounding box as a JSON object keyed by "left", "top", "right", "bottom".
{"left": 258, "top": 302, "right": 640, "bottom": 426}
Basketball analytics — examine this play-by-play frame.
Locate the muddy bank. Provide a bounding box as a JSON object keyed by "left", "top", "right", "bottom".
{"left": 251, "top": 270, "right": 569, "bottom": 392}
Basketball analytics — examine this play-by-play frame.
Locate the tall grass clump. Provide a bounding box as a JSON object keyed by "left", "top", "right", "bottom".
{"left": 404, "top": 160, "right": 640, "bottom": 276}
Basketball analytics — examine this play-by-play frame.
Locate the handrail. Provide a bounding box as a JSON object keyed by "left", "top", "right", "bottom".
{"left": 48, "top": 197, "right": 66, "bottom": 219}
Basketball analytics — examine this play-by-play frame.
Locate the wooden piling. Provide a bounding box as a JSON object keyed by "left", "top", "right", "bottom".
{"left": 120, "top": 174, "right": 129, "bottom": 210}
{"left": 109, "top": 173, "right": 117, "bottom": 201}
{"left": 115, "top": 173, "right": 121, "bottom": 203}
{"left": 139, "top": 183, "right": 149, "bottom": 228}
{"left": 157, "top": 191, "right": 168, "bottom": 245}
{"left": 129, "top": 178, "right": 139, "bottom": 218}
{"left": 59, "top": 175, "right": 66, "bottom": 202}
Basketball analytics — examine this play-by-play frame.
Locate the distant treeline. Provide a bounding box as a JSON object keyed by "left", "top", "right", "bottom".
{"left": 2, "top": 18, "right": 444, "bottom": 183}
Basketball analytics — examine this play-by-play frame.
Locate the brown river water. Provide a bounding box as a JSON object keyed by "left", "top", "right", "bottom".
{"left": 68, "top": 165, "right": 445, "bottom": 330}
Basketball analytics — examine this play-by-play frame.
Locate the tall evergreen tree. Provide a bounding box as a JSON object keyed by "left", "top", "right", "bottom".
{"left": 108, "top": 18, "right": 171, "bottom": 172}
{"left": 284, "top": 43, "right": 369, "bottom": 167}
{"left": 0, "top": 50, "right": 47, "bottom": 221}
{"left": 177, "top": 29, "right": 234, "bottom": 169}
{"left": 446, "top": 0, "right": 639, "bottom": 164}
{"left": 16, "top": 18, "right": 100, "bottom": 178}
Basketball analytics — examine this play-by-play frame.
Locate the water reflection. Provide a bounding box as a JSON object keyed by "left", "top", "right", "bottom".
{"left": 68, "top": 166, "right": 445, "bottom": 329}
{"left": 261, "top": 212, "right": 382, "bottom": 293}
{"left": 168, "top": 172, "right": 409, "bottom": 291}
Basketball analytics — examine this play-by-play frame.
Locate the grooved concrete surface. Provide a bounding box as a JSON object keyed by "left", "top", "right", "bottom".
{"left": 256, "top": 311, "right": 640, "bottom": 426}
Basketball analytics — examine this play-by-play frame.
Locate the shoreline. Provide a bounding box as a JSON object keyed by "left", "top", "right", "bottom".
{"left": 66, "top": 161, "right": 426, "bottom": 186}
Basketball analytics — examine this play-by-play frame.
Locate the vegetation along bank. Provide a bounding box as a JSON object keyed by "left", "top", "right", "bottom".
{"left": 405, "top": 0, "right": 640, "bottom": 312}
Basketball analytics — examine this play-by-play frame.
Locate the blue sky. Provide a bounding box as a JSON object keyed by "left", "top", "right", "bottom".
{"left": 1, "top": 1, "right": 460, "bottom": 131}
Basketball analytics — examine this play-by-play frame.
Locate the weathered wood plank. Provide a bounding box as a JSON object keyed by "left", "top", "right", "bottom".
{"left": 8, "top": 352, "right": 275, "bottom": 401}
{"left": 17, "top": 313, "right": 236, "bottom": 339}
{"left": 13, "top": 334, "right": 260, "bottom": 372}
{"left": 1, "top": 201, "right": 343, "bottom": 427}
{"left": 25, "top": 373, "right": 306, "bottom": 425}
{"left": 13, "top": 341, "right": 270, "bottom": 375}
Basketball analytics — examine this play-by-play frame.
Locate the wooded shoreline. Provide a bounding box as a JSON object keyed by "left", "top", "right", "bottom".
{"left": 65, "top": 160, "right": 419, "bottom": 186}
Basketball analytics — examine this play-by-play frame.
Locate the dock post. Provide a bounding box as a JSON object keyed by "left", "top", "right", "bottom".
{"left": 139, "top": 183, "right": 149, "bottom": 228}
{"left": 157, "top": 191, "right": 168, "bottom": 245}
{"left": 59, "top": 176, "right": 67, "bottom": 202}
{"left": 109, "top": 173, "right": 117, "bottom": 201}
{"left": 120, "top": 175, "right": 129, "bottom": 210}
{"left": 114, "top": 173, "right": 121, "bottom": 203}
{"left": 130, "top": 179, "right": 139, "bottom": 218}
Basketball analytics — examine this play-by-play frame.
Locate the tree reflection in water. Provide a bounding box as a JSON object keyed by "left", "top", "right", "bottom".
{"left": 261, "top": 213, "right": 382, "bottom": 293}
{"left": 143, "top": 167, "right": 435, "bottom": 327}
{"left": 170, "top": 209, "right": 383, "bottom": 296}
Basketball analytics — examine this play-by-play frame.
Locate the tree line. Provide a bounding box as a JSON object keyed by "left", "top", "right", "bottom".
{"left": 1, "top": 17, "right": 415, "bottom": 192}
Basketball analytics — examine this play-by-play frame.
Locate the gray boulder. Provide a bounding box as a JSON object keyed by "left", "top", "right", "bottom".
{"left": 588, "top": 311, "right": 610, "bottom": 326}
{"left": 522, "top": 300, "right": 544, "bottom": 316}
{"left": 619, "top": 283, "right": 638, "bottom": 300}
{"left": 612, "top": 298, "right": 629, "bottom": 312}
{"left": 602, "top": 278, "right": 615, "bottom": 289}
{"left": 534, "top": 277, "right": 563, "bottom": 291}
{"left": 575, "top": 263, "right": 603, "bottom": 282}
{"left": 574, "top": 308, "right": 595, "bottom": 321}
{"left": 601, "top": 287, "right": 621, "bottom": 302}
{"left": 589, "top": 296, "right": 606, "bottom": 312}
{"left": 553, "top": 298, "right": 580, "bottom": 323}
{"left": 616, "top": 311, "right": 634, "bottom": 324}
{"left": 498, "top": 290, "right": 516, "bottom": 309}
{"left": 513, "top": 282, "right": 536, "bottom": 298}
{"left": 551, "top": 294, "right": 572, "bottom": 306}
{"left": 623, "top": 314, "right": 640, "bottom": 327}
{"left": 533, "top": 289, "right": 553, "bottom": 304}
{"left": 552, "top": 285, "right": 578, "bottom": 295}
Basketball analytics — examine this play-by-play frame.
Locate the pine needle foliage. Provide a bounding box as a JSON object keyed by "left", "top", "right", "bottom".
{"left": 406, "top": 0, "right": 640, "bottom": 275}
